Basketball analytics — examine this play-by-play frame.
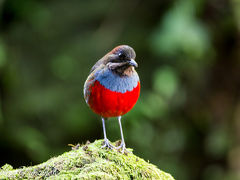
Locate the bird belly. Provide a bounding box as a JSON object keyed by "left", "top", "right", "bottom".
{"left": 87, "top": 80, "right": 140, "bottom": 118}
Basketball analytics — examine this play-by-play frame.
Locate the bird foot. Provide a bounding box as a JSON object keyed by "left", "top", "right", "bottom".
{"left": 101, "top": 139, "right": 115, "bottom": 150}
{"left": 116, "top": 142, "right": 130, "bottom": 154}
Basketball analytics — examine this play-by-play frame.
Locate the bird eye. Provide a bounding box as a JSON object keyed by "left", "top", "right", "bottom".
{"left": 118, "top": 52, "right": 126, "bottom": 59}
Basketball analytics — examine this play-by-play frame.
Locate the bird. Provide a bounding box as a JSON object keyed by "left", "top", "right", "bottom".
{"left": 83, "top": 45, "right": 140, "bottom": 153}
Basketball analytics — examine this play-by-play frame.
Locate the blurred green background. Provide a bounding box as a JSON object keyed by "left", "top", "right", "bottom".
{"left": 0, "top": 0, "right": 240, "bottom": 179}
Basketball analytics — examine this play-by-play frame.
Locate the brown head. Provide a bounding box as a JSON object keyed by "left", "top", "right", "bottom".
{"left": 91, "top": 45, "right": 138, "bottom": 76}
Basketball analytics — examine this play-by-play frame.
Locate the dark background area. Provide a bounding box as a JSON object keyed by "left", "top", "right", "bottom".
{"left": 0, "top": 0, "right": 240, "bottom": 179}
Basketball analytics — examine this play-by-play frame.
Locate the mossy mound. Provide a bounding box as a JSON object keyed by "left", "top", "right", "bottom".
{"left": 0, "top": 140, "right": 174, "bottom": 179}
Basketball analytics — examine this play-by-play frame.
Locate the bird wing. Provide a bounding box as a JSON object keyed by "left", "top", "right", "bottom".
{"left": 84, "top": 64, "right": 105, "bottom": 104}
{"left": 84, "top": 73, "right": 95, "bottom": 104}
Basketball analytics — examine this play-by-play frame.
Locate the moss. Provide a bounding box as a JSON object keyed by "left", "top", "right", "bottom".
{"left": 0, "top": 140, "right": 175, "bottom": 179}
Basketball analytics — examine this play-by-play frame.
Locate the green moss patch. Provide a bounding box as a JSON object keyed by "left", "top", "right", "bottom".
{"left": 0, "top": 140, "right": 174, "bottom": 179}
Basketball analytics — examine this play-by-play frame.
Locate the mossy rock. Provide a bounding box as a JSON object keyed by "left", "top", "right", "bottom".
{"left": 0, "top": 140, "right": 175, "bottom": 179}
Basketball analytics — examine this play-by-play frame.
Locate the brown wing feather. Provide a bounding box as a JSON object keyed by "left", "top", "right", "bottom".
{"left": 84, "top": 64, "right": 105, "bottom": 104}
{"left": 84, "top": 72, "right": 95, "bottom": 104}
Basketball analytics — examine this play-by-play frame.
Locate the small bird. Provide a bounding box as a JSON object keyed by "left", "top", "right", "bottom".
{"left": 84, "top": 45, "right": 140, "bottom": 153}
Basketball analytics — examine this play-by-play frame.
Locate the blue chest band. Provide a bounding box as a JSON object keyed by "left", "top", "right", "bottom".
{"left": 94, "top": 68, "right": 139, "bottom": 93}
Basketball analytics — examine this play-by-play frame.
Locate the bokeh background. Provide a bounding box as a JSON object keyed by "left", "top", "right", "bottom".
{"left": 0, "top": 0, "right": 240, "bottom": 179}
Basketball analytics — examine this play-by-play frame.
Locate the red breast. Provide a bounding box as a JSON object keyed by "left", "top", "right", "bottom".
{"left": 87, "top": 80, "right": 140, "bottom": 118}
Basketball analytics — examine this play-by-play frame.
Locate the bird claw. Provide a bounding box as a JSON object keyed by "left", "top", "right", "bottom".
{"left": 101, "top": 139, "right": 115, "bottom": 149}
{"left": 116, "top": 142, "right": 130, "bottom": 154}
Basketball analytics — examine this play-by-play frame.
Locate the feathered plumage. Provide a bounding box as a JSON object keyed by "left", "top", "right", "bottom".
{"left": 83, "top": 45, "right": 140, "bottom": 153}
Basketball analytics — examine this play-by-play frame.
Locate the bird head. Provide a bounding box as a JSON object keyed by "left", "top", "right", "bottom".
{"left": 105, "top": 45, "right": 138, "bottom": 76}
{"left": 90, "top": 45, "right": 138, "bottom": 76}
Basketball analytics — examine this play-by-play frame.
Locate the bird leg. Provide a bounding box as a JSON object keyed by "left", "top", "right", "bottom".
{"left": 116, "top": 116, "right": 130, "bottom": 153}
{"left": 101, "top": 117, "right": 115, "bottom": 149}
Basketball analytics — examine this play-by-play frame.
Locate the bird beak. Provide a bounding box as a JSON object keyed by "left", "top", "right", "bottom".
{"left": 128, "top": 59, "right": 138, "bottom": 68}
